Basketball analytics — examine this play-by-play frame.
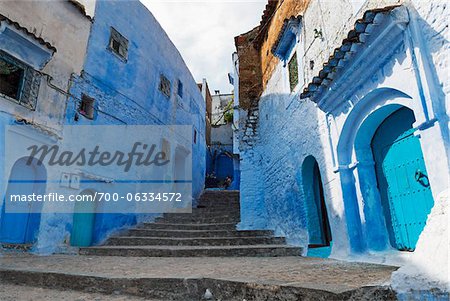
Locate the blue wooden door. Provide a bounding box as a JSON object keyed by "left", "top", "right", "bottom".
{"left": 215, "top": 153, "right": 234, "bottom": 181}
{"left": 302, "top": 156, "right": 332, "bottom": 248}
{"left": 372, "top": 108, "right": 434, "bottom": 251}
{"left": 70, "top": 190, "right": 96, "bottom": 247}
{"left": 0, "top": 158, "right": 45, "bottom": 244}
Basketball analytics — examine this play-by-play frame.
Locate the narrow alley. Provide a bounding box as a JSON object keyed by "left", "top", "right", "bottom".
{"left": 0, "top": 0, "right": 448, "bottom": 300}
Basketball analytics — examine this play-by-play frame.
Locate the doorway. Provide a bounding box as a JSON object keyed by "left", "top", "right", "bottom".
{"left": 70, "top": 189, "right": 97, "bottom": 247}
{"left": 0, "top": 157, "right": 46, "bottom": 245}
{"left": 302, "top": 156, "right": 332, "bottom": 248}
{"left": 371, "top": 107, "right": 434, "bottom": 251}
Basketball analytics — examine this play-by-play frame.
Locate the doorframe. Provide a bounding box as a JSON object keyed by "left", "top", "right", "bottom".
{"left": 70, "top": 188, "right": 97, "bottom": 247}
{"left": 301, "top": 155, "right": 332, "bottom": 249}
{"left": 335, "top": 88, "right": 423, "bottom": 253}
{"left": 0, "top": 156, "right": 47, "bottom": 245}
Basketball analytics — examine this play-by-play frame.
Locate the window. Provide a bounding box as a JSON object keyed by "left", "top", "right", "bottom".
{"left": 109, "top": 27, "right": 128, "bottom": 60}
{"left": 194, "top": 129, "right": 197, "bottom": 144}
{"left": 288, "top": 52, "right": 299, "bottom": 92}
{"left": 159, "top": 74, "right": 171, "bottom": 98}
{"left": 79, "top": 94, "right": 95, "bottom": 119}
{"left": 177, "top": 80, "right": 183, "bottom": 98}
{"left": 0, "top": 58, "right": 24, "bottom": 100}
{"left": 0, "top": 51, "right": 41, "bottom": 109}
{"left": 161, "top": 139, "right": 170, "bottom": 160}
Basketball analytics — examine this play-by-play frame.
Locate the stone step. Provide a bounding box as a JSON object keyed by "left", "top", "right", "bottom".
{"left": 193, "top": 205, "right": 240, "bottom": 211}
{"left": 194, "top": 206, "right": 240, "bottom": 213}
{"left": 163, "top": 212, "right": 240, "bottom": 219}
{"left": 79, "top": 245, "right": 303, "bottom": 257}
{"left": 140, "top": 222, "right": 237, "bottom": 230}
{"left": 195, "top": 206, "right": 240, "bottom": 211}
{"left": 127, "top": 229, "right": 274, "bottom": 238}
{"left": 198, "top": 199, "right": 240, "bottom": 206}
{"left": 197, "top": 198, "right": 239, "bottom": 203}
{"left": 0, "top": 267, "right": 396, "bottom": 301}
{"left": 155, "top": 216, "right": 240, "bottom": 224}
{"left": 200, "top": 190, "right": 239, "bottom": 196}
{"left": 105, "top": 236, "right": 286, "bottom": 246}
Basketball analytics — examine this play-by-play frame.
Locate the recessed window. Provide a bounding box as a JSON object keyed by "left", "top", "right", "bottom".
{"left": 288, "top": 52, "right": 299, "bottom": 92}
{"left": 161, "top": 139, "right": 170, "bottom": 160}
{"left": 194, "top": 129, "right": 197, "bottom": 144}
{"left": 177, "top": 80, "right": 183, "bottom": 98}
{"left": 0, "top": 58, "right": 24, "bottom": 100}
{"left": 79, "top": 94, "right": 95, "bottom": 119}
{"left": 109, "top": 27, "right": 128, "bottom": 60}
{"left": 159, "top": 74, "right": 171, "bottom": 98}
{"left": 0, "top": 51, "right": 41, "bottom": 109}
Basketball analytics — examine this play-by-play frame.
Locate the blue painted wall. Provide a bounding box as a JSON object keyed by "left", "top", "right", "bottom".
{"left": 63, "top": 0, "right": 206, "bottom": 245}
{"left": 238, "top": 95, "right": 318, "bottom": 248}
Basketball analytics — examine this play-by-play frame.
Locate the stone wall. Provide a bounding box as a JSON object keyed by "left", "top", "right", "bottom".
{"left": 235, "top": 27, "right": 263, "bottom": 111}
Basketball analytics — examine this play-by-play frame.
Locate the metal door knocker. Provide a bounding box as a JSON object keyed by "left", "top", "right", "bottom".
{"left": 415, "top": 169, "right": 430, "bottom": 187}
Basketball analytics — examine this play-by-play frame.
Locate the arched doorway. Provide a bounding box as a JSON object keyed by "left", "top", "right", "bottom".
{"left": 70, "top": 189, "right": 97, "bottom": 247}
{"left": 0, "top": 157, "right": 47, "bottom": 245}
{"left": 371, "top": 107, "right": 434, "bottom": 251}
{"left": 302, "top": 156, "right": 332, "bottom": 248}
{"left": 335, "top": 88, "right": 429, "bottom": 252}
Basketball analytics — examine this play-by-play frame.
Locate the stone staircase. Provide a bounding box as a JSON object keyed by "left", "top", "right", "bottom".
{"left": 80, "top": 190, "right": 302, "bottom": 257}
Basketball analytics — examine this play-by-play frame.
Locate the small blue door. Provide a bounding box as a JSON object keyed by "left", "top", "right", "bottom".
{"left": 302, "top": 156, "right": 332, "bottom": 248}
{"left": 372, "top": 107, "right": 434, "bottom": 251}
{"left": 0, "top": 158, "right": 46, "bottom": 244}
{"left": 70, "top": 189, "right": 96, "bottom": 247}
{"left": 215, "top": 153, "right": 234, "bottom": 181}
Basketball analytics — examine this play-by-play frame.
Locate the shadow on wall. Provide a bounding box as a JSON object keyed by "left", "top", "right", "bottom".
{"left": 409, "top": 4, "right": 450, "bottom": 170}
{"left": 239, "top": 4, "right": 449, "bottom": 261}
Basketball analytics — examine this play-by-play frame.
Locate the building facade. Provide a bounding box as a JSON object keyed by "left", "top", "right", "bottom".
{"left": 64, "top": 0, "right": 206, "bottom": 248}
{"left": 234, "top": 0, "right": 448, "bottom": 293}
{"left": 0, "top": 0, "right": 92, "bottom": 252}
{"left": 0, "top": 0, "right": 206, "bottom": 253}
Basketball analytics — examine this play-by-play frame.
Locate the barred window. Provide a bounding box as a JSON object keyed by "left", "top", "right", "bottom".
{"left": 109, "top": 27, "right": 128, "bottom": 60}
{"left": 0, "top": 51, "right": 41, "bottom": 109}
{"left": 159, "top": 74, "right": 171, "bottom": 98}
{"left": 79, "top": 94, "right": 95, "bottom": 120}
{"left": 288, "top": 52, "right": 299, "bottom": 92}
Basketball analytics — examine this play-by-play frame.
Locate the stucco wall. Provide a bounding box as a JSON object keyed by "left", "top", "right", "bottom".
{"left": 0, "top": 0, "right": 91, "bottom": 253}
{"left": 61, "top": 0, "right": 206, "bottom": 247}
{"left": 0, "top": 0, "right": 91, "bottom": 130}
{"left": 237, "top": 0, "right": 449, "bottom": 293}
{"left": 211, "top": 123, "right": 233, "bottom": 145}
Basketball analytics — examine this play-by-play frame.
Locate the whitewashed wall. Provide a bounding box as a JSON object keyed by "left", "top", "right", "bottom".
{"left": 238, "top": 0, "right": 449, "bottom": 294}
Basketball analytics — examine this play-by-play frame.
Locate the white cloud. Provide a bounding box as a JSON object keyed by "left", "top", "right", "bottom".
{"left": 141, "top": 0, "right": 267, "bottom": 93}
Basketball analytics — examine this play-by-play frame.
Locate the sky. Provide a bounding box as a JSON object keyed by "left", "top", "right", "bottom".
{"left": 142, "top": 0, "right": 268, "bottom": 94}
